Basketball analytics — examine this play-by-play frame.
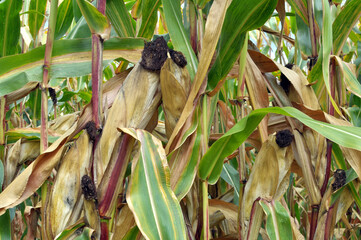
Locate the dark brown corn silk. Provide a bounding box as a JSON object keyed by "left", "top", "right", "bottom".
{"left": 275, "top": 129, "right": 294, "bottom": 148}
{"left": 48, "top": 87, "right": 57, "bottom": 105}
{"left": 279, "top": 63, "right": 293, "bottom": 94}
{"left": 140, "top": 37, "right": 169, "bottom": 71}
{"left": 81, "top": 175, "right": 97, "bottom": 201}
{"left": 169, "top": 49, "right": 187, "bottom": 68}
{"left": 332, "top": 169, "right": 346, "bottom": 191}
{"left": 85, "top": 121, "right": 98, "bottom": 142}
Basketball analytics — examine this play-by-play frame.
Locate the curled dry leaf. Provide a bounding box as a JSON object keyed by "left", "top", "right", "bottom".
{"left": 49, "top": 112, "right": 80, "bottom": 135}
{"left": 45, "top": 132, "right": 92, "bottom": 238}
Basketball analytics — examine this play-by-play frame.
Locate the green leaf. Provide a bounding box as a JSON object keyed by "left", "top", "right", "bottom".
{"left": 124, "top": 129, "right": 187, "bottom": 240}
{"left": 0, "top": 159, "right": 3, "bottom": 190}
{"left": 0, "top": 37, "right": 144, "bottom": 97}
{"left": 199, "top": 106, "right": 361, "bottom": 184}
{"left": 207, "top": 0, "right": 278, "bottom": 90}
{"left": 72, "top": 0, "right": 82, "bottom": 22}
{"left": 0, "top": 210, "right": 11, "bottom": 240}
{"left": 341, "top": 60, "right": 361, "bottom": 99}
{"left": 55, "top": 0, "right": 74, "bottom": 40}
{"left": 286, "top": 0, "right": 308, "bottom": 25}
{"left": 220, "top": 163, "right": 240, "bottom": 200}
{"left": 0, "top": 0, "right": 22, "bottom": 57}
{"left": 259, "top": 200, "right": 293, "bottom": 240}
{"left": 333, "top": 0, "right": 361, "bottom": 55}
{"left": 137, "top": 0, "right": 161, "bottom": 39}
{"left": 76, "top": 0, "right": 110, "bottom": 37}
{"left": 123, "top": 226, "right": 140, "bottom": 240}
{"left": 28, "top": 0, "right": 47, "bottom": 40}
{"left": 106, "top": 0, "right": 135, "bottom": 37}
{"left": 5, "top": 128, "right": 59, "bottom": 144}
{"left": 162, "top": 0, "right": 198, "bottom": 80}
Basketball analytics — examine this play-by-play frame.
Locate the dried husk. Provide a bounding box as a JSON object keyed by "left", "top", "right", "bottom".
{"left": 46, "top": 132, "right": 92, "bottom": 238}
{"left": 95, "top": 62, "right": 161, "bottom": 183}
{"left": 4, "top": 140, "right": 40, "bottom": 187}
{"left": 160, "top": 58, "right": 191, "bottom": 139}
{"left": 49, "top": 112, "right": 80, "bottom": 135}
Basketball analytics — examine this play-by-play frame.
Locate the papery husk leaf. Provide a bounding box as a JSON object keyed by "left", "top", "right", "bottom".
{"left": 245, "top": 53, "right": 269, "bottom": 141}
{"left": 209, "top": 199, "right": 238, "bottom": 235}
{"left": 4, "top": 140, "right": 21, "bottom": 187}
{"left": 0, "top": 123, "right": 77, "bottom": 215}
{"left": 160, "top": 58, "right": 190, "bottom": 139}
{"left": 49, "top": 112, "right": 80, "bottom": 135}
{"left": 336, "top": 181, "right": 360, "bottom": 223}
{"left": 303, "top": 129, "right": 327, "bottom": 189}
{"left": 95, "top": 62, "right": 161, "bottom": 182}
{"left": 243, "top": 140, "right": 278, "bottom": 219}
{"left": 165, "top": 0, "right": 230, "bottom": 154}
{"left": 112, "top": 204, "right": 136, "bottom": 239}
{"left": 46, "top": 132, "right": 92, "bottom": 238}
{"left": 292, "top": 130, "right": 321, "bottom": 205}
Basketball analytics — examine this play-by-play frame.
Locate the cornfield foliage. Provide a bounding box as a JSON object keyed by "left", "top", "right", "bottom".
{"left": 1, "top": 0, "right": 361, "bottom": 239}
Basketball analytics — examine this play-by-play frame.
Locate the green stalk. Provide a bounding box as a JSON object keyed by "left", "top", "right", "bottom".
{"left": 41, "top": 0, "right": 58, "bottom": 153}
{"left": 0, "top": 97, "right": 5, "bottom": 145}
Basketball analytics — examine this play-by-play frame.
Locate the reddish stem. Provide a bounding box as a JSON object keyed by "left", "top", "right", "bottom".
{"left": 320, "top": 140, "right": 332, "bottom": 196}
{"left": 324, "top": 204, "right": 335, "bottom": 240}
{"left": 246, "top": 197, "right": 261, "bottom": 240}
{"left": 100, "top": 221, "right": 109, "bottom": 240}
{"left": 91, "top": 34, "right": 103, "bottom": 128}
{"left": 309, "top": 204, "right": 319, "bottom": 240}
{"left": 98, "top": 134, "right": 132, "bottom": 216}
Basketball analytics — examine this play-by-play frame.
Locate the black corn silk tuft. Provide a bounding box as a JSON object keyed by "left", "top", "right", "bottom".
{"left": 275, "top": 129, "right": 294, "bottom": 148}
{"left": 280, "top": 63, "right": 294, "bottom": 94}
{"left": 48, "top": 87, "right": 57, "bottom": 105}
{"left": 140, "top": 36, "right": 169, "bottom": 71}
{"left": 332, "top": 169, "right": 346, "bottom": 191}
{"left": 169, "top": 49, "right": 187, "bottom": 68}
{"left": 85, "top": 121, "right": 97, "bottom": 142}
{"left": 81, "top": 175, "right": 97, "bottom": 201}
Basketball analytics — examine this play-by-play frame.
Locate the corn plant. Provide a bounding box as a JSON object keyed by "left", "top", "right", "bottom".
{"left": 1, "top": 0, "right": 361, "bottom": 239}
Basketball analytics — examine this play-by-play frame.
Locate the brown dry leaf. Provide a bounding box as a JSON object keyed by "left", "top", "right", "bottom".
{"left": 5, "top": 82, "right": 39, "bottom": 106}
{"left": 46, "top": 132, "right": 92, "bottom": 238}
{"left": 292, "top": 130, "right": 321, "bottom": 205}
{"left": 49, "top": 112, "right": 80, "bottom": 135}
{"left": 112, "top": 205, "right": 136, "bottom": 239}
{"left": 303, "top": 129, "right": 327, "bottom": 189}
{"left": 166, "top": 0, "right": 231, "bottom": 154}
{"left": 336, "top": 181, "right": 360, "bottom": 223}
{"left": 0, "top": 70, "right": 131, "bottom": 216}
{"left": 160, "top": 58, "right": 191, "bottom": 139}
{"left": 245, "top": 53, "right": 269, "bottom": 142}
{"left": 217, "top": 101, "right": 235, "bottom": 131}
{"left": 95, "top": 62, "right": 161, "bottom": 182}
{"left": 209, "top": 199, "right": 238, "bottom": 236}
{"left": 0, "top": 123, "right": 77, "bottom": 215}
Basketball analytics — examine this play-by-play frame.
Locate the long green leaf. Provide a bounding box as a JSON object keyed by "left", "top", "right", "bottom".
{"left": 333, "top": 0, "right": 361, "bottom": 55}
{"left": 321, "top": 0, "right": 341, "bottom": 115}
{"left": 28, "top": 0, "right": 47, "bottom": 40}
{"left": 286, "top": 0, "right": 308, "bottom": 25}
{"left": 199, "top": 106, "right": 361, "bottom": 184}
{"left": 259, "top": 200, "right": 293, "bottom": 240}
{"left": 55, "top": 0, "right": 74, "bottom": 40}
{"left": 137, "top": 0, "right": 161, "bottom": 39}
{"left": 106, "top": 0, "right": 135, "bottom": 37}
{"left": 0, "top": 37, "right": 144, "bottom": 96}
{"left": 124, "top": 129, "right": 187, "bottom": 240}
{"left": 0, "top": 0, "right": 22, "bottom": 57}
{"left": 207, "top": 0, "right": 278, "bottom": 90}
{"left": 76, "top": 0, "right": 110, "bottom": 37}
{"left": 162, "top": 0, "right": 198, "bottom": 80}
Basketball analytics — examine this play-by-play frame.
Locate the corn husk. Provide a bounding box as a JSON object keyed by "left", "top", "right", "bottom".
{"left": 160, "top": 58, "right": 190, "bottom": 139}
{"left": 46, "top": 132, "right": 92, "bottom": 238}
